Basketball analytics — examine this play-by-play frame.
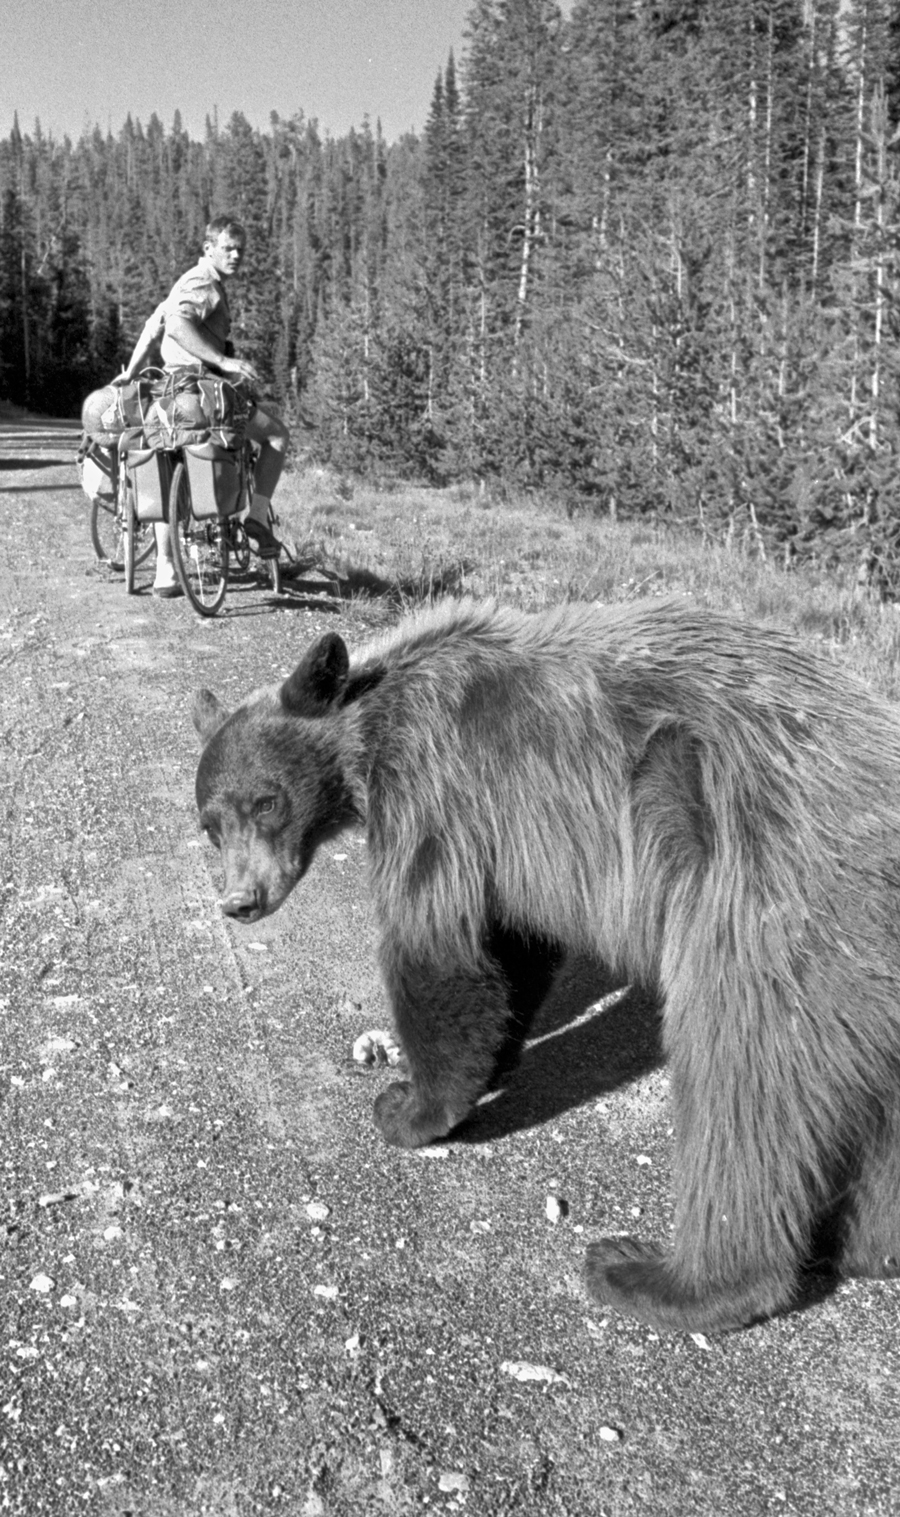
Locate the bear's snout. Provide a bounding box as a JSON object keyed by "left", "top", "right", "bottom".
{"left": 220, "top": 885, "right": 267, "bottom": 921}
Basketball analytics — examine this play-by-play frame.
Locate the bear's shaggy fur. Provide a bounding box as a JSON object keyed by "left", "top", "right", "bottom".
{"left": 192, "top": 597, "right": 900, "bottom": 1333}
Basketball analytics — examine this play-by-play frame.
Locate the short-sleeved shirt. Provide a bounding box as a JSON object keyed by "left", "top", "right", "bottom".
{"left": 159, "top": 255, "right": 232, "bottom": 367}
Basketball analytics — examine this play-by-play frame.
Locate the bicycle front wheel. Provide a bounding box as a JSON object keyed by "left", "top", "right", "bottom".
{"left": 169, "top": 461, "right": 229, "bottom": 616}
{"left": 266, "top": 553, "right": 283, "bottom": 596}
{"left": 90, "top": 495, "right": 126, "bottom": 569}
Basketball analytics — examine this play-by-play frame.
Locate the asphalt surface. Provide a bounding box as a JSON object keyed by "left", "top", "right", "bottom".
{"left": 2, "top": 459, "right": 900, "bottom": 1516}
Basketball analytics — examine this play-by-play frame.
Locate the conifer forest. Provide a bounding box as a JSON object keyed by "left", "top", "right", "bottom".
{"left": 4, "top": 0, "right": 900, "bottom": 584}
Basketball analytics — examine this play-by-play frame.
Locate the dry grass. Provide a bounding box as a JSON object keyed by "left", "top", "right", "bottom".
{"left": 274, "top": 465, "right": 900, "bottom": 700}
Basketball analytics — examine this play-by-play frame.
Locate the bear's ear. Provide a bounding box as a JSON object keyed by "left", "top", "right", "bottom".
{"left": 281, "top": 633, "right": 350, "bottom": 718}
{"left": 192, "top": 688, "right": 230, "bottom": 745}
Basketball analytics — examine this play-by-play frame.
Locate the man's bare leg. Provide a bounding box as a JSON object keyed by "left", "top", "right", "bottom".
{"left": 152, "top": 522, "right": 180, "bottom": 597}
{"left": 245, "top": 405, "right": 290, "bottom": 539}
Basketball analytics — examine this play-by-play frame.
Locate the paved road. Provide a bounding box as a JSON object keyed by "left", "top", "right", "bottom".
{"left": 2, "top": 460, "right": 900, "bottom": 1515}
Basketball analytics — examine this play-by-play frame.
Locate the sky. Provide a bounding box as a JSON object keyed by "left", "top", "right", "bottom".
{"left": 3, "top": 0, "right": 476, "bottom": 146}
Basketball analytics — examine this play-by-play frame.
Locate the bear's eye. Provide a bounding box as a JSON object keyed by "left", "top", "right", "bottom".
{"left": 202, "top": 823, "right": 221, "bottom": 849}
{"left": 256, "top": 796, "right": 276, "bottom": 816}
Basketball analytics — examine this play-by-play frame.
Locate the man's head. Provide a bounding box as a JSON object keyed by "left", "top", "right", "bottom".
{"left": 203, "top": 215, "right": 247, "bottom": 279}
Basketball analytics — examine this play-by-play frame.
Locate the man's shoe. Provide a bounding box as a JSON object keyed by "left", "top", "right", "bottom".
{"left": 152, "top": 583, "right": 184, "bottom": 599}
{"left": 244, "top": 519, "right": 281, "bottom": 559}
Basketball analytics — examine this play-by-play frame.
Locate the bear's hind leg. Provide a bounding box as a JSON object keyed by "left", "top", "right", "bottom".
{"left": 584, "top": 971, "right": 818, "bottom": 1333}
{"left": 374, "top": 935, "right": 531, "bottom": 1149}
{"left": 835, "top": 1096, "right": 900, "bottom": 1280}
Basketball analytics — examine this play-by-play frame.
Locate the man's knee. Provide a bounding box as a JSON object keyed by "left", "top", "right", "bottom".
{"left": 247, "top": 404, "right": 290, "bottom": 452}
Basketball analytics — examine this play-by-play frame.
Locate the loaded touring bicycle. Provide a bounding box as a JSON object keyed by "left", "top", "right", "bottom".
{"left": 80, "top": 367, "right": 282, "bottom": 615}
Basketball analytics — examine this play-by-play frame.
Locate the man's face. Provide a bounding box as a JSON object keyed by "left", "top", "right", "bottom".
{"left": 204, "top": 231, "right": 245, "bottom": 279}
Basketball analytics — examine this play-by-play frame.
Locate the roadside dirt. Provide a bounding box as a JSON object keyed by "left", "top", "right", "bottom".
{"left": 2, "top": 458, "right": 900, "bottom": 1516}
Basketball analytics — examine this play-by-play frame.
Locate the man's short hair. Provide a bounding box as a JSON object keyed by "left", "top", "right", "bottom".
{"left": 204, "top": 215, "right": 247, "bottom": 246}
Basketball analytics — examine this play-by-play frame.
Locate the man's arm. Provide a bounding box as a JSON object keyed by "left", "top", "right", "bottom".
{"left": 164, "top": 312, "right": 259, "bottom": 384}
{"left": 112, "top": 305, "right": 165, "bottom": 385}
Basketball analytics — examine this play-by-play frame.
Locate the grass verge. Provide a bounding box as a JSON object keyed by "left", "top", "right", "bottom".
{"left": 274, "top": 465, "right": 900, "bottom": 699}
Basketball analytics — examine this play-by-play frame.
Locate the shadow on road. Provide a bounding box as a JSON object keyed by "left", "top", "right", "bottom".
{"left": 462, "top": 956, "right": 664, "bottom": 1144}
{"left": 0, "top": 458, "right": 75, "bottom": 472}
{"left": 0, "top": 476, "right": 83, "bottom": 491}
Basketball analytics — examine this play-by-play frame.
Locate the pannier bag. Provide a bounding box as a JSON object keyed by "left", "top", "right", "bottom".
{"left": 77, "top": 436, "right": 116, "bottom": 504}
{"left": 183, "top": 442, "right": 242, "bottom": 518}
{"left": 124, "top": 447, "right": 171, "bottom": 522}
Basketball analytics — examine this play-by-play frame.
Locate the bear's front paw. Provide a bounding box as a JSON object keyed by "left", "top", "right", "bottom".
{"left": 373, "top": 1081, "right": 451, "bottom": 1149}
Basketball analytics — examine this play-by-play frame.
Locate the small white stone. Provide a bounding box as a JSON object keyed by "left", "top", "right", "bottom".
{"left": 352, "top": 1029, "right": 402, "bottom": 1066}
{"left": 438, "top": 1472, "right": 469, "bottom": 1493}
{"left": 500, "top": 1361, "right": 570, "bottom": 1386}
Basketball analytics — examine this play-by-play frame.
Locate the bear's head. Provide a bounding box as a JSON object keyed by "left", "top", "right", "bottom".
{"left": 192, "top": 633, "right": 360, "bottom": 922}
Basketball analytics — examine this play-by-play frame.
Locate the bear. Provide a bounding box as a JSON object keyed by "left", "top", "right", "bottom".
{"left": 191, "top": 596, "right": 900, "bottom": 1334}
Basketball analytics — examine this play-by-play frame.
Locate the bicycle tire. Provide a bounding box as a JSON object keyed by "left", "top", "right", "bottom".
{"left": 169, "top": 460, "right": 229, "bottom": 617}
{"left": 124, "top": 481, "right": 155, "bottom": 590}
{"left": 89, "top": 495, "right": 126, "bottom": 570}
{"left": 125, "top": 494, "right": 137, "bottom": 592}
{"left": 230, "top": 520, "right": 252, "bottom": 574}
{"left": 133, "top": 519, "right": 155, "bottom": 568}
{"left": 266, "top": 553, "right": 283, "bottom": 595}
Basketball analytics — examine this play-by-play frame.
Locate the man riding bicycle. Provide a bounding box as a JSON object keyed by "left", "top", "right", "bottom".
{"left": 118, "top": 214, "right": 290, "bottom": 597}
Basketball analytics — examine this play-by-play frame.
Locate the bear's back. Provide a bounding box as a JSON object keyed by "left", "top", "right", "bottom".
{"left": 356, "top": 596, "right": 899, "bottom": 873}
{"left": 354, "top": 596, "right": 898, "bottom": 785}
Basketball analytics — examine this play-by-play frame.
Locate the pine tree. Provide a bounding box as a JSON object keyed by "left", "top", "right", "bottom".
{"left": 0, "top": 184, "right": 30, "bottom": 404}
{"left": 420, "top": 54, "right": 475, "bottom": 466}
{"left": 212, "top": 113, "right": 281, "bottom": 388}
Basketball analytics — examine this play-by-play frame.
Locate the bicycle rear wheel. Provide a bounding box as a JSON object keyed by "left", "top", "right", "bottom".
{"left": 229, "top": 519, "right": 252, "bottom": 574}
{"left": 169, "top": 460, "right": 229, "bottom": 616}
{"left": 124, "top": 495, "right": 155, "bottom": 593}
{"left": 90, "top": 495, "right": 126, "bottom": 569}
